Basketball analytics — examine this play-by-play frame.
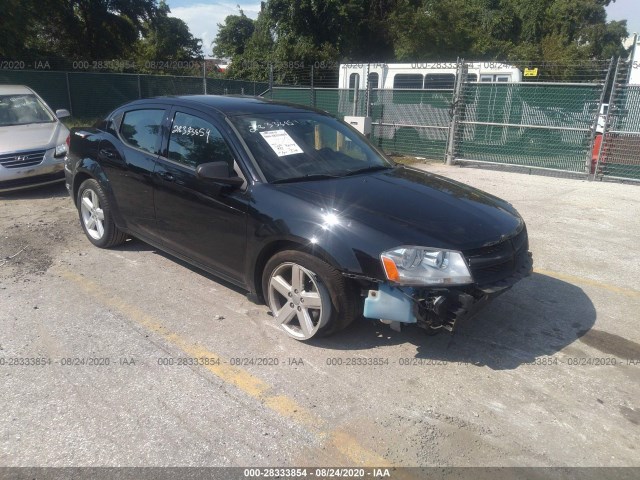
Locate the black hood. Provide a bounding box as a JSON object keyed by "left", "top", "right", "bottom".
{"left": 273, "top": 166, "right": 523, "bottom": 251}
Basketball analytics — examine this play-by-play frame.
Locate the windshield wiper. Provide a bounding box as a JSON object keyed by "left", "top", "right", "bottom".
{"left": 342, "top": 165, "right": 393, "bottom": 176}
{"left": 271, "top": 173, "right": 343, "bottom": 184}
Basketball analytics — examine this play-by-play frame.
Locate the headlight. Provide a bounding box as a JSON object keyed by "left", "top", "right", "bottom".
{"left": 54, "top": 143, "right": 67, "bottom": 158}
{"left": 380, "top": 246, "right": 473, "bottom": 286}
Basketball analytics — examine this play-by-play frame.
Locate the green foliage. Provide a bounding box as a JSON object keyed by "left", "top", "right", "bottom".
{"left": 213, "top": 0, "right": 629, "bottom": 78}
{"left": 134, "top": 1, "right": 203, "bottom": 71}
{"left": 212, "top": 9, "right": 256, "bottom": 58}
{"left": 28, "top": 0, "right": 157, "bottom": 59}
{"left": 0, "top": 0, "right": 630, "bottom": 78}
{"left": 0, "top": 0, "right": 201, "bottom": 64}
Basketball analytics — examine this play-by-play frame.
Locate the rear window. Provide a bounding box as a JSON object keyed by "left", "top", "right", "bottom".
{"left": 119, "top": 109, "right": 164, "bottom": 154}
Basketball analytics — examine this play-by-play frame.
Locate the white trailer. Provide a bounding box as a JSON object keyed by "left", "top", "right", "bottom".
{"left": 338, "top": 61, "right": 522, "bottom": 90}
{"left": 628, "top": 33, "right": 640, "bottom": 85}
{"left": 337, "top": 62, "right": 522, "bottom": 152}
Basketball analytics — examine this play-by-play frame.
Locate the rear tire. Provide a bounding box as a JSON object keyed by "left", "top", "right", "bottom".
{"left": 77, "top": 178, "right": 127, "bottom": 248}
{"left": 262, "top": 250, "right": 359, "bottom": 340}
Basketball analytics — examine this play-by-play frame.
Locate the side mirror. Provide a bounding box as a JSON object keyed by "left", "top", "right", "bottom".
{"left": 196, "top": 161, "right": 244, "bottom": 187}
{"left": 55, "top": 109, "right": 71, "bottom": 119}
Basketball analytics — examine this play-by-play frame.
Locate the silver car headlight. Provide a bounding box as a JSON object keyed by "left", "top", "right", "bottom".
{"left": 380, "top": 246, "right": 473, "bottom": 286}
{"left": 54, "top": 143, "right": 67, "bottom": 158}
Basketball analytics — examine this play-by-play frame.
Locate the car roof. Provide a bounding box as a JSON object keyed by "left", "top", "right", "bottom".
{"left": 123, "top": 95, "right": 329, "bottom": 117}
{"left": 0, "top": 85, "right": 34, "bottom": 95}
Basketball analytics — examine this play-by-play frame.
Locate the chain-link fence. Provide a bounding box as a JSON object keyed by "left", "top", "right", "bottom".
{"left": 596, "top": 59, "right": 640, "bottom": 181}
{"left": 3, "top": 58, "right": 640, "bottom": 182}
{"left": 0, "top": 69, "right": 267, "bottom": 119}
{"left": 453, "top": 59, "right": 612, "bottom": 174}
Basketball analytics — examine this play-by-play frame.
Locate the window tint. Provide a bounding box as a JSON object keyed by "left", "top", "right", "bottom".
{"left": 425, "top": 73, "right": 455, "bottom": 90}
{"left": 467, "top": 73, "right": 478, "bottom": 82}
{"left": 167, "top": 112, "right": 234, "bottom": 169}
{"left": 230, "top": 113, "right": 390, "bottom": 183}
{"left": 393, "top": 74, "right": 423, "bottom": 89}
{"left": 120, "top": 109, "right": 164, "bottom": 154}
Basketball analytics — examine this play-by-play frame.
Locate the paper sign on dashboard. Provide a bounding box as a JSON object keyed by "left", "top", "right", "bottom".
{"left": 259, "top": 129, "right": 304, "bottom": 157}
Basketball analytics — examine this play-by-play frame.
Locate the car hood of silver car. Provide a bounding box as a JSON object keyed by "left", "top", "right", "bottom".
{"left": 0, "top": 121, "right": 68, "bottom": 154}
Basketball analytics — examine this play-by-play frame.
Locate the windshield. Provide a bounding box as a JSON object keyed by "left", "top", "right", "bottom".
{"left": 0, "top": 94, "right": 55, "bottom": 127}
{"left": 230, "top": 112, "right": 392, "bottom": 183}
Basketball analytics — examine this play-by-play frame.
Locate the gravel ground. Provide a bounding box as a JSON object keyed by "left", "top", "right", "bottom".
{"left": 0, "top": 165, "right": 639, "bottom": 471}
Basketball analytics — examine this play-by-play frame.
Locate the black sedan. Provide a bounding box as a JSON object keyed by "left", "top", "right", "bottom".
{"left": 65, "top": 96, "right": 532, "bottom": 340}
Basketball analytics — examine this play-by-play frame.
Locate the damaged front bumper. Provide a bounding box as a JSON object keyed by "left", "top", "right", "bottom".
{"left": 363, "top": 251, "right": 533, "bottom": 333}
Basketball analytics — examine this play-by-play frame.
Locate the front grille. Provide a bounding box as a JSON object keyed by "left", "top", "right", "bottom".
{"left": 0, "top": 150, "right": 47, "bottom": 169}
{"left": 465, "top": 226, "right": 529, "bottom": 286}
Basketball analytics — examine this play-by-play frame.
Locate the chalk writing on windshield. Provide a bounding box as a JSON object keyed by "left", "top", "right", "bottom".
{"left": 249, "top": 120, "right": 300, "bottom": 133}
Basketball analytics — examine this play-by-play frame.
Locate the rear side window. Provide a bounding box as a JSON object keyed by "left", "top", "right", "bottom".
{"left": 167, "top": 112, "right": 234, "bottom": 169}
{"left": 120, "top": 109, "right": 164, "bottom": 154}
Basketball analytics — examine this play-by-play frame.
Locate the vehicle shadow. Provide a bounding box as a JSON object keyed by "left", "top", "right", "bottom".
{"left": 0, "top": 182, "right": 68, "bottom": 200}
{"left": 108, "top": 237, "right": 250, "bottom": 296}
{"left": 309, "top": 273, "right": 597, "bottom": 370}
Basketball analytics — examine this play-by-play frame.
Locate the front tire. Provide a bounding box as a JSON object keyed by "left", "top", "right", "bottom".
{"left": 77, "top": 178, "right": 126, "bottom": 248}
{"left": 262, "top": 250, "right": 359, "bottom": 340}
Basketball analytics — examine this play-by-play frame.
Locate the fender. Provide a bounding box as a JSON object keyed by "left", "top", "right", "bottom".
{"left": 244, "top": 188, "right": 391, "bottom": 296}
{"left": 72, "top": 158, "right": 128, "bottom": 232}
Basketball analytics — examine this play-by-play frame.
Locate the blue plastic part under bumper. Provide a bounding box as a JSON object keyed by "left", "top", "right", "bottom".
{"left": 363, "top": 283, "right": 416, "bottom": 323}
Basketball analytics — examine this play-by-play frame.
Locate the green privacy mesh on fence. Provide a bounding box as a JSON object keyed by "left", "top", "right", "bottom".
{"left": 271, "top": 88, "right": 452, "bottom": 159}
{"left": 370, "top": 90, "right": 452, "bottom": 159}
{"left": 271, "top": 87, "right": 313, "bottom": 109}
{"left": 0, "top": 70, "right": 268, "bottom": 120}
{"left": 206, "top": 79, "right": 269, "bottom": 96}
{"left": 599, "top": 74, "right": 640, "bottom": 180}
{"left": 455, "top": 83, "right": 603, "bottom": 172}
{"left": 0, "top": 70, "right": 71, "bottom": 112}
{"left": 7, "top": 65, "right": 640, "bottom": 181}
{"left": 69, "top": 72, "right": 139, "bottom": 118}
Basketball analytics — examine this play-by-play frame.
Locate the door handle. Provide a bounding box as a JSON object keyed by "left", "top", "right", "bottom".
{"left": 158, "top": 171, "right": 175, "bottom": 182}
{"left": 99, "top": 149, "right": 115, "bottom": 159}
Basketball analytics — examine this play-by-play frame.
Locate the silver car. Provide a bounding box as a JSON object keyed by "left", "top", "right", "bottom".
{"left": 0, "top": 85, "right": 71, "bottom": 193}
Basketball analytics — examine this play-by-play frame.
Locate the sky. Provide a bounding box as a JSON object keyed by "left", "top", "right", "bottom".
{"left": 167, "top": 0, "right": 640, "bottom": 58}
{"left": 167, "top": 1, "right": 261, "bottom": 57}
{"left": 607, "top": 0, "right": 640, "bottom": 37}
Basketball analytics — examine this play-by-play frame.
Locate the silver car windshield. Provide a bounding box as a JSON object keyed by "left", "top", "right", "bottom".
{"left": 0, "top": 94, "right": 55, "bottom": 127}
{"left": 230, "top": 112, "right": 392, "bottom": 183}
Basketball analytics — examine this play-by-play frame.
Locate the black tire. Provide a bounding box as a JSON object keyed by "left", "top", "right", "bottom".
{"left": 76, "top": 178, "right": 127, "bottom": 248}
{"left": 262, "top": 250, "right": 359, "bottom": 339}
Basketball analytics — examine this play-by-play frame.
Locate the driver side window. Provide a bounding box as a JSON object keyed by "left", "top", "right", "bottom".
{"left": 168, "top": 112, "right": 234, "bottom": 170}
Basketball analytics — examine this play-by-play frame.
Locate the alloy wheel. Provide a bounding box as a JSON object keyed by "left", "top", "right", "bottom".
{"left": 267, "top": 262, "right": 331, "bottom": 340}
{"left": 80, "top": 188, "right": 105, "bottom": 240}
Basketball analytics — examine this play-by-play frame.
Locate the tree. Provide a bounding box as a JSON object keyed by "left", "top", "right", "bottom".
{"left": 30, "top": 0, "right": 158, "bottom": 60}
{"left": 135, "top": 1, "right": 203, "bottom": 67}
{"left": 0, "top": 0, "right": 40, "bottom": 57}
{"left": 212, "top": 9, "right": 256, "bottom": 58}
{"left": 387, "top": 0, "right": 627, "bottom": 62}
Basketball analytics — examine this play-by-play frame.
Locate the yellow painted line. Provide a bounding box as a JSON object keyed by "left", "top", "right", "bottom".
{"left": 534, "top": 268, "right": 640, "bottom": 299}
{"left": 329, "top": 430, "right": 391, "bottom": 466}
{"left": 56, "top": 268, "right": 391, "bottom": 467}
